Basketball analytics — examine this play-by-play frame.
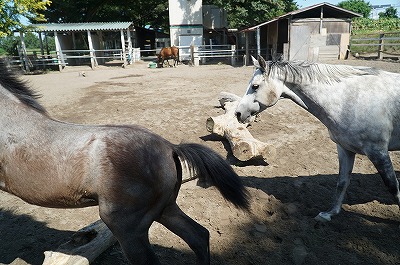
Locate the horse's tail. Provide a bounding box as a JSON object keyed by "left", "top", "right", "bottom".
{"left": 173, "top": 143, "right": 250, "bottom": 210}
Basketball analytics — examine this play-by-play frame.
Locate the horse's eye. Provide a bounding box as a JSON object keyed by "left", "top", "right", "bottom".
{"left": 252, "top": 84, "right": 259, "bottom": 90}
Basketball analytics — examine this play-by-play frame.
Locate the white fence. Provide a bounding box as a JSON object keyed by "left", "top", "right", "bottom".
{"left": 7, "top": 44, "right": 245, "bottom": 71}
{"left": 139, "top": 44, "right": 243, "bottom": 66}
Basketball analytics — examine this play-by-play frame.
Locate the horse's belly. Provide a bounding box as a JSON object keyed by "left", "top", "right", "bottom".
{"left": 388, "top": 129, "right": 400, "bottom": 151}
{"left": 0, "top": 160, "right": 98, "bottom": 208}
{"left": 329, "top": 121, "right": 400, "bottom": 154}
{"left": 1, "top": 179, "right": 98, "bottom": 208}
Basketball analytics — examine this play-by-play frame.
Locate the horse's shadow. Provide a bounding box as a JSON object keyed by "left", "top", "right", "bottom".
{"left": 1, "top": 170, "right": 399, "bottom": 265}
{"left": 0, "top": 209, "right": 74, "bottom": 264}
{"left": 241, "top": 172, "right": 398, "bottom": 218}
{"left": 0, "top": 208, "right": 197, "bottom": 265}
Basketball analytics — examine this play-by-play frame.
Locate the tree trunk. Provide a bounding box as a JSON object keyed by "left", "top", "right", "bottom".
{"left": 206, "top": 92, "right": 276, "bottom": 161}
{"left": 42, "top": 219, "right": 116, "bottom": 265}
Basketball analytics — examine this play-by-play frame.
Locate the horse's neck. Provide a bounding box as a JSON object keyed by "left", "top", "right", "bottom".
{"left": 283, "top": 81, "right": 340, "bottom": 127}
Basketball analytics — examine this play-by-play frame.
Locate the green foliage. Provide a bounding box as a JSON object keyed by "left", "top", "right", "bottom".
{"left": 23, "top": 32, "right": 40, "bottom": 48}
{"left": 44, "top": 0, "right": 169, "bottom": 30}
{"left": 44, "top": 0, "right": 297, "bottom": 30}
{"left": 352, "top": 17, "right": 400, "bottom": 34}
{"left": 0, "top": 0, "right": 51, "bottom": 36}
{"left": 0, "top": 35, "right": 19, "bottom": 55}
{"left": 0, "top": 33, "right": 55, "bottom": 56}
{"left": 378, "top": 7, "right": 398, "bottom": 18}
{"left": 44, "top": 35, "right": 55, "bottom": 51}
{"left": 350, "top": 31, "right": 400, "bottom": 55}
{"left": 337, "top": 0, "right": 372, "bottom": 18}
{"left": 351, "top": 17, "right": 400, "bottom": 55}
{"left": 204, "top": 0, "right": 298, "bottom": 28}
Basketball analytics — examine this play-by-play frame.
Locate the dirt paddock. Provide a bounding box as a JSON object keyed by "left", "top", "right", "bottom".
{"left": 1, "top": 59, "right": 399, "bottom": 265}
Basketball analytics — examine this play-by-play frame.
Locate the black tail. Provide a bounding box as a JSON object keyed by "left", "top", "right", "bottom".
{"left": 174, "top": 143, "right": 250, "bottom": 210}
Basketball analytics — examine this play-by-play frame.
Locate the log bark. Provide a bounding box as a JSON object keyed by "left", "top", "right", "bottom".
{"left": 206, "top": 92, "right": 276, "bottom": 161}
{"left": 42, "top": 219, "right": 116, "bottom": 265}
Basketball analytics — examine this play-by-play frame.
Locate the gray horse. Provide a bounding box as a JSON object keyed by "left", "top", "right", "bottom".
{"left": 0, "top": 63, "right": 249, "bottom": 264}
{"left": 236, "top": 55, "right": 400, "bottom": 222}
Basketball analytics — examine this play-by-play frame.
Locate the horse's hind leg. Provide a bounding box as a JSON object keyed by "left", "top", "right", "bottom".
{"left": 316, "top": 144, "right": 355, "bottom": 222}
{"left": 158, "top": 202, "right": 210, "bottom": 265}
{"left": 367, "top": 150, "right": 400, "bottom": 206}
{"left": 100, "top": 205, "right": 160, "bottom": 265}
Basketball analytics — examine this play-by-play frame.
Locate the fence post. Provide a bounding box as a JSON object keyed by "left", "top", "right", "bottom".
{"left": 19, "top": 31, "right": 30, "bottom": 72}
{"left": 120, "top": 29, "right": 127, "bottom": 68}
{"left": 54, "top": 31, "right": 65, "bottom": 71}
{"left": 378, "top": 33, "right": 384, "bottom": 60}
{"left": 190, "top": 45, "right": 199, "bottom": 66}
{"left": 132, "top": 48, "right": 141, "bottom": 62}
{"left": 190, "top": 45, "right": 194, "bottom": 66}
{"left": 231, "top": 45, "right": 235, "bottom": 66}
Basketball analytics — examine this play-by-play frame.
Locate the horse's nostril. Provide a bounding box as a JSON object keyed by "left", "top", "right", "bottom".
{"left": 236, "top": 112, "right": 241, "bottom": 120}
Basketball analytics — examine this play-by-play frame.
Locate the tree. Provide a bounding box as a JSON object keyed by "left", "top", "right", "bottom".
{"left": 378, "top": 6, "right": 398, "bottom": 18}
{"left": 23, "top": 32, "right": 40, "bottom": 48}
{"left": 337, "top": 0, "right": 372, "bottom": 18}
{"left": 44, "top": 0, "right": 169, "bottom": 30}
{"left": 0, "top": 35, "right": 19, "bottom": 55}
{"left": 0, "top": 0, "right": 51, "bottom": 37}
{"left": 204, "top": 0, "right": 298, "bottom": 28}
{"left": 43, "top": 0, "right": 297, "bottom": 31}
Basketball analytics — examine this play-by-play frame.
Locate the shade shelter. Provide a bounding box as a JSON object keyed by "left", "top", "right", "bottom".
{"left": 22, "top": 22, "right": 135, "bottom": 71}
{"left": 240, "top": 2, "right": 362, "bottom": 63}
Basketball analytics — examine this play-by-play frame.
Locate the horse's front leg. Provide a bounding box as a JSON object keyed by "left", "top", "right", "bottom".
{"left": 367, "top": 149, "right": 400, "bottom": 206}
{"left": 315, "top": 144, "right": 355, "bottom": 222}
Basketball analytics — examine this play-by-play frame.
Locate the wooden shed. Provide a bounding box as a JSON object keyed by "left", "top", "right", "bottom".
{"left": 240, "top": 2, "right": 362, "bottom": 63}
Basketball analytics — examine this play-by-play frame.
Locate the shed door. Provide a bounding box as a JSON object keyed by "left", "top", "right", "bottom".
{"left": 289, "top": 24, "right": 310, "bottom": 61}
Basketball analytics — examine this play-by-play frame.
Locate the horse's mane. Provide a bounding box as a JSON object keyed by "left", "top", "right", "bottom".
{"left": 0, "top": 62, "right": 47, "bottom": 114}
{"left": 266, "top": 61, "right": 379, "bottom": 85}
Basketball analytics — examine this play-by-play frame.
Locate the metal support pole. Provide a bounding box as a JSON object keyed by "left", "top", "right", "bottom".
{"left": 120, "top": 29, "right": 127, "bottom": 67}
{"left": 256, "top": 27, "right": 261, "bottom": 56}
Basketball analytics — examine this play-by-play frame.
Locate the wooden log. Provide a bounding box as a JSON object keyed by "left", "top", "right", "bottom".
{"left": 42, "top": 219, "right": 116, "bottom": 265}
{"left": 206, "top": 92, "right": 276, "bottom": 161}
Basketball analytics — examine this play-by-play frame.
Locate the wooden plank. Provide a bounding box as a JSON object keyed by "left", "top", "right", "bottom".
{"left": 42, "top": 220, "right": 117, "bottom": 265}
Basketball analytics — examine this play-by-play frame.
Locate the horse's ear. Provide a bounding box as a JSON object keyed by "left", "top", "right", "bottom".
{"left": 257, "top": 55, "right": 268, "bottom": 72}
{"left": 251, "top": 56, "right": 261, "bottom": 68}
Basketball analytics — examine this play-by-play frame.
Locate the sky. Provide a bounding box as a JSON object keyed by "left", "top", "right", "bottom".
{"left": 296, "top": 0, "right": 400, "bottom": 8}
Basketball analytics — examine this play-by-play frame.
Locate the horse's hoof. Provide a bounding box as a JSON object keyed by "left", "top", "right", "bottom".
{"left": 314, "top": 212, "right": 332, "bottom": 222}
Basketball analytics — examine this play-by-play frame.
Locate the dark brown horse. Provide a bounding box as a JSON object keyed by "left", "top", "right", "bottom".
{"left": 0, "top": 63, "right": 249, "bottom": 264}
{"left": 157, "top": 46, "right": 179, "bottom": 67}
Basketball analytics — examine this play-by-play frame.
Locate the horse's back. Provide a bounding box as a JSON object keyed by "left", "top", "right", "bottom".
{"left": 326, "top": 69, "right": 400, "bottom": 153}
{"left": 160, "top": 47, "right": 172, "bottom": 57}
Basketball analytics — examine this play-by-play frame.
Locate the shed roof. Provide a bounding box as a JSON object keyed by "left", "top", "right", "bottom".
{"left": 27, "top": 22, "right": 134, "bottom": 32}
{"left": 242, "top": 2, "right": 362, "bottom": 32}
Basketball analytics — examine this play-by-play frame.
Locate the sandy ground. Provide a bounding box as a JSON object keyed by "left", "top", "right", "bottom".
{"left": 0, "top": 58, "right": 400, "bottom": 265}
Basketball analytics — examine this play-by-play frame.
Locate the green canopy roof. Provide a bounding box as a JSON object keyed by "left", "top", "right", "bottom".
{"left": 27, "top": 22, "right": 133, "bottom": 32}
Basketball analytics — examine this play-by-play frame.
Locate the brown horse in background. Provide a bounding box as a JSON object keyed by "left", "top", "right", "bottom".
{"left": 157, "top": 46, "right": 179, "bottom": 67}
{"left": 0, "top": 62, "right": 249, "bottom": 264}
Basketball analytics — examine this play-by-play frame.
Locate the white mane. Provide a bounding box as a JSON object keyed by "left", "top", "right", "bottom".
{"left": 266, "top": 61, "right": 379, "bottom": 85}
